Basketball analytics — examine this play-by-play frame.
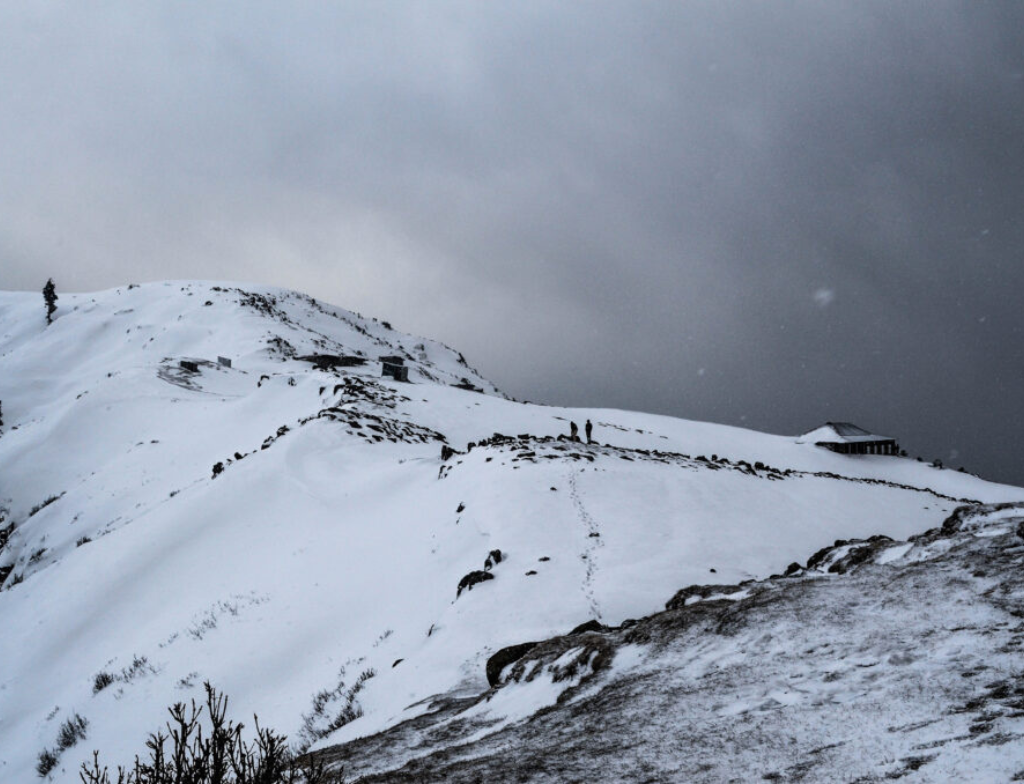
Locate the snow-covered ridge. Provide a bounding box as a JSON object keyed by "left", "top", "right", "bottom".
{"left": 1, "top": 282, "right": 1021, "bottom": 782}
{"left": 317, "top": 502, "right": 1024, "bottom": 782}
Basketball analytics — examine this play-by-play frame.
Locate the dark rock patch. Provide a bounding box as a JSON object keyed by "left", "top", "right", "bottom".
{"left": 828, "top": 536, "right": 894, "bottom": 575}
{"left": 486, "top": 642, "right": 540, "bottom": 688}
{"left": 297, "top": 354, "right": 366, "bottom": 370}
{"left": 484, "top": 549, "right": 503, "bottom": 570}
{"left": 569, "top": 620, "right": 608, "bottom": 636}
{"left": 665, "top": 583, "right": 745, "bottom": 611}
{"left": 456, "top": 570, "right": 494, "bottom": 598}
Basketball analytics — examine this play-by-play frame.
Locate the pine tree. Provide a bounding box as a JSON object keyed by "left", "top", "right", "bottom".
{"left": 42, "top": 278, "right": 58, "bottom": 325}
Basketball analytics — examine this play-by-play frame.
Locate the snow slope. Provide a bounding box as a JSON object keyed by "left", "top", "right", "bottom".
{"left": 321, "top": 503, "right": 1024, "bottom": 783}
{"left": 1, "top": 282, "right": 1020, "bottom": 782}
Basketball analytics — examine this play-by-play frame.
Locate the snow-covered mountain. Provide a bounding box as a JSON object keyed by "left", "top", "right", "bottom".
{"left": 1, "top": 282, "right": 1021, "bottom": 783}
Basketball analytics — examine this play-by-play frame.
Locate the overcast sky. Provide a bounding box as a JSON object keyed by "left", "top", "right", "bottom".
{"left": 2, "top": 2, "right": 1022, "bottom": 485}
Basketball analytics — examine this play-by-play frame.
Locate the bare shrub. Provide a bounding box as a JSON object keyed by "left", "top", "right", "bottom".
{"left": 120, "top": 655, "right": 153, "bottom": 682}
{"left": 35, "top": 712, "right": 88, "bottom": 777}
{"left": 93, "top": 655, "right": 153, "bottom": 695}
{"left": 298, "top": 668, "right": 376, "bottom": 751}
{"left": 93, "top": 672, "right": 116, "bottom": 694}
{"left": 29, "top": 494, "right": 63, "bottom": 518}
{"left": 79, "top": 682, "right": 342, "bottom": 783}
{"left": 56, "top": 713, "right": 88, "bottom": 750}
{"left": 36, "top": 748, "right": 59, "bottom": 778}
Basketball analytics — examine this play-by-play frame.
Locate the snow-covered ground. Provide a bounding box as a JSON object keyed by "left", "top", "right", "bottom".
{"left": 1, "top": 282, "right": 1021, "bottom": 782}
{"left": 321, "top": 502, "right": 1024, "bottom": 782}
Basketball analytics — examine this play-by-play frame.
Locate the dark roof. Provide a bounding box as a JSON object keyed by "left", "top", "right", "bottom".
{"left": 827, "top": 422, "right": 873, "bottom": 437}
{"left": 797, "top": 421, "right": 896, "bottom": 445}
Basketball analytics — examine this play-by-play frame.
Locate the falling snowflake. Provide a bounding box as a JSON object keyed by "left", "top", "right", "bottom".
{"left": 813, "top": 288, "right": 835, "bottom": 308}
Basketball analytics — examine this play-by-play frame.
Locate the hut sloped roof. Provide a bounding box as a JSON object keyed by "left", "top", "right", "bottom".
{"left": 797, "top": 421, "right": 895, "bottom": 444}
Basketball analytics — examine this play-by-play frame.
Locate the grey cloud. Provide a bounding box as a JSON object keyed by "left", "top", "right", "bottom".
{"left": 1, "top": 1, "right": 1022, "bottom": 483}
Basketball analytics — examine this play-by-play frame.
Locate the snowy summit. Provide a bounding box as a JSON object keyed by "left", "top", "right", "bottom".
{"left": 1, "top": 282, "right": 1023, "bottom": 782}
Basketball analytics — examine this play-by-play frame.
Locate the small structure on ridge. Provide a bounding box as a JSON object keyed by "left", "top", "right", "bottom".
{"left": 797, "top": 422, "right": 900, "bottom": 455}
{"left": 380, "top": 355, "right": 409, "bottom": 382}
{"left": 298, "top": 354, "right": 366, "bottom": 371}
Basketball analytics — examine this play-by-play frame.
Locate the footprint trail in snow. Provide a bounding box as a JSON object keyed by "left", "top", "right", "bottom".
{"left": 568, "top": 467, "right": 604, "bottom": 621}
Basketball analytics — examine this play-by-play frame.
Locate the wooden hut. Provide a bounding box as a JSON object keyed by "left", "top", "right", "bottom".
{"left": 797, "top": 422, "right": 900, "bottom": 455}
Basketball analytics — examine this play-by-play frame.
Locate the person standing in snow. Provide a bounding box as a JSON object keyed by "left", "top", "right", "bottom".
{"left": 570, "top": 421, "right": 579, "bottom": 441}
{"left": 42, "top": 278, "right": 58, "bottom": 325}
{"left": 585, "top": 419, "right": 593, "bottom": 444}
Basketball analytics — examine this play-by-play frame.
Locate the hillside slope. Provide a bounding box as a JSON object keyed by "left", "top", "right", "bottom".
{"left": 320, "top": 503, "right": 1024, "bottom": 783}
{"left": 1, "top": 282, "right": 1021, "bottom": 782}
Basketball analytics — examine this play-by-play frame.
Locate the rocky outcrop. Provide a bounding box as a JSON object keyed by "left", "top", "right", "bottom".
{"left": 455, "top": 570, "right": 493, "bottom": 598}
{"left": 486, "top": 642, "right": 539, "bottom": 687}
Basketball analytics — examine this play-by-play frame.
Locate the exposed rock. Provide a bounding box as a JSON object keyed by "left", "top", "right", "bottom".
{"left": 297, "top": 353, "right": 367, "bottom": 370}
{"left": 665, "top": 583, "right": 745, "bottom": 611}
{"left": 486, "top": 642, "right": 540, "bottom": 687}
{"left": 827, "top": 536, "right": 894, "bottom": 575}
{"left": 456, "top": 570, "right": 494, "bottom": 598}
{"left": 569, "top": 619, "right": 608, "bottom": 636}
{"left": 484, "top": 549, "right": 503, "bottom": 570}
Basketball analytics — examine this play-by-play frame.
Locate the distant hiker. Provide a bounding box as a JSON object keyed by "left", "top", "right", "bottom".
{"left": 585, "top": 420, "right": 593, "bottom": 444}
{"left": 570, "top": 421, "right": 579, "bottom": 441}
{"left": 42, "top": 278, "right": 58, "bottom": 325}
